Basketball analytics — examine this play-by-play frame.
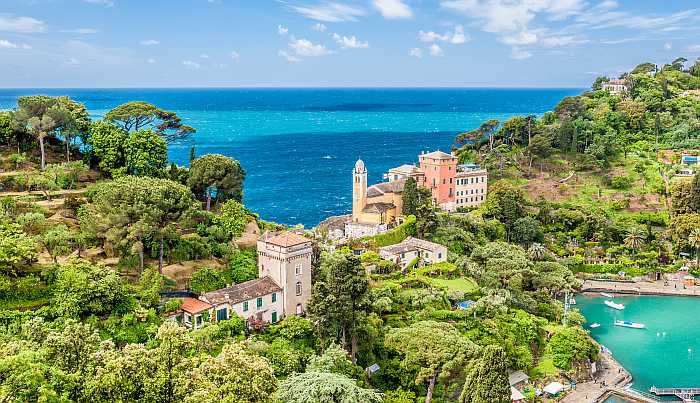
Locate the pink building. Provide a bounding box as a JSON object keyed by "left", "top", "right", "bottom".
{"left": 418, "top": 150, "right": 458, "bottom": 209}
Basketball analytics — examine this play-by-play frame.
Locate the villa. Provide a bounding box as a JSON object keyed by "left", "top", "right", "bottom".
{"left": 173, "top": 231, "right": 313, "bottom": 329}
{"left": 601, "top": 79, "right": 629, "bottom": 95}
{"left": 679, "top": 154, "right": 699, "bottom": 176}
{"left": 344, "top": 151, "right": 488, "bottom": 238}
{"left": 378, "top": 236, "right": 447, "bottom": 269}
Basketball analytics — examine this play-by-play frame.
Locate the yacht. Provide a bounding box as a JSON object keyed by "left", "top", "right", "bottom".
{"left": 614, "top": 320, "right": 645, "bottom": 329}
{"left": 601, "top": 292, "right": 614, "bottom": 298}
{"left": 590, "top": 323, "right": 601, "bottom": 328}
{"left": 604, "top": 300, "right": 625, "bottom": 310}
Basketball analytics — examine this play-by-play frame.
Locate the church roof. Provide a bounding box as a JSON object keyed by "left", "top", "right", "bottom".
{"left": 362, "top": 202, "right": 396, "bottom": 214}
{"left": 420, "top": 150, "right": 454, "bottom": 160}
{"left": 263, "top": 231, "right": 311, "bottom": 247}
{"left": 201, "top": 276, "right": 283, "bottom": 306}
{"left": 367, "top": 179, "right": 406, "bottom": 197}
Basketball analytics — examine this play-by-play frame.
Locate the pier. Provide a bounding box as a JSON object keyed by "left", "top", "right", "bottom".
{"left": 650, "top": 386, "right": 700, "bottom": 401}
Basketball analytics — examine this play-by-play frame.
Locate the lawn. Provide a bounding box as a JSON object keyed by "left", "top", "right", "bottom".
{"left": 431, "top": 277, "right": 479, "bottom": 294}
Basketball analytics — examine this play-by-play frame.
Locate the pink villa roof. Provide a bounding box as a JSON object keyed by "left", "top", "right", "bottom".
{"left": 181, "top": 297, "right": 212, "bottom": 314}
{"left": 264, "top": 231, "right": 310, "bottom": 247}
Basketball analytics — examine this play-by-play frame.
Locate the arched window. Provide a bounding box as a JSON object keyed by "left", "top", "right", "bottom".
{"left": 296, "top": 281, "right": 302, "bottom": 296}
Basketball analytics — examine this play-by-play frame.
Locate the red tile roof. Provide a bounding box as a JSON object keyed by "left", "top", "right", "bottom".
{"left": 264, "top": 231, "right": 310, "bottom": 247}
{"left": 181, "top": 297, "right": 212, "bottom": 314}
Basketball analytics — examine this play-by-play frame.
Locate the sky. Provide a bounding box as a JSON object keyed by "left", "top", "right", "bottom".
{"left": 0, "top": 0, "right": 699, "bottom": 88}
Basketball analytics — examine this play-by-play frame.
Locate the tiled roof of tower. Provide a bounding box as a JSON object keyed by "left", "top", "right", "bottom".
{"left": 181, "top": 297, "right": 212, "bottom": 314}
{"left": 420, "top": 150, "right": 454, "bottom": 160}
{"left": 264, "top": 231, "right": 311, "bottom": 247}
{"left": 201, "top": 276, "right": 283, "bottom": 305}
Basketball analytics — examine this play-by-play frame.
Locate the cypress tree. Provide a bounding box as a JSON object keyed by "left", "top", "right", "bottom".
{"left": 460, "top": 345, "right": 510, "bottom": 403}
{"left": 402, "top": 176, "right": 419, "bottom": 216}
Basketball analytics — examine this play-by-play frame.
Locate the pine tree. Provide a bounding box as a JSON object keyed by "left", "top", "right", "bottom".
{"left": 460, "top": 345, "right": 510, "bottom": 403}
{"left": 402, "top": 176, "right": 419, "bottom": 216}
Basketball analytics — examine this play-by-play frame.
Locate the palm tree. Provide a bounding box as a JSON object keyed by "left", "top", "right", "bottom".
{"left": 528, "top": 243, "right": 547, "bottom": 261}
{"left": 689, "top": 229, "right": 700, "bottom": 267}
{"left": 624, "top": 227, "right": 646, "bottom": 255}
{"left": 27, "top": 115, "right": 56, "bottom": 170}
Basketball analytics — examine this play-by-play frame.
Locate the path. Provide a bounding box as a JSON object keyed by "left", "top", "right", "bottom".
{"left": 582, "top": 279, "right": 700, "bottom": 297}
{"left": 560, "top": 351, "right": 630, "bottom": 403}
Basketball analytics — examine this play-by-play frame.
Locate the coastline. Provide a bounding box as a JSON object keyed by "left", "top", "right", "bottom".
{"left": 581, "top": 279, "right": 700, "bottom": 298}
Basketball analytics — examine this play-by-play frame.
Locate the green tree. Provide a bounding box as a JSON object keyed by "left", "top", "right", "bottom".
{"left": 402, "top": 176, "right": 419, "bottom": 217}
{"left": 105, "top": 101, "right": 195, "bottom": 143}
{"left": 549, "top": 327, "right": 598, "bottom": 370}
{"left": 39, "top": 224, "right": 73, "bottom": 263}
{"left": 460, "top": 345, "right": 510, "bottom": 403}
{"left": 187, "top": 154, "right": 246, "bottom": 211}
{"left": 624, "top": 227, "right": 646, "bottom": 255}
{"left": 138, "top": 267, "right": 165, "bottom": 307}
{"left": 386, "top": 321, "right": 476, "bottom": 403}
{"left": 510, "top": 217, "right": 543, "bottom": 247}
{"left": 528, "top": 242, "right": 548, "bottom": 261}
{"left": 278, "top": 371, "right": 381, "bottom": 403}
{"left": 189, "top": 267, "right": 227, "bottom": 293}
{"left": 55, "top": 96, "right": 91, "bottom": 162}
{"left": 52, "top": 258, "right": 125, "bottom": 317}
{"left": 689, "top": 229, "right": 700, "bottom": 267}
{"left": 88, "top": 121, "right": 128, "bottom": 178}
{"left": 307, "top": 253, "right": 371, "bottom": 363}
{"left": 0, "top": 222, "right": 38, "bottom": 275}
{"left": 124, "top": 129, "right": 168, "bottom": 177}
{"left": 15, "top": 95, "right": 60, "bottom": 170}
{"left": 482, "top": 181, "right": 527, "bottom": 233}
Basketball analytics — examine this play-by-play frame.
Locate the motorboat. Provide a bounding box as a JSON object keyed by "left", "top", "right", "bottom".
{"left": 614, "top": 320, "right": 645, "bottom": 329}
{"left": 604, "top": 300, "right": 625, "bottom": 310}
{"left": 601, "top": 292, "right": 614, "bottom": 298}
{"left": 569, "top": 297, "right": 577, "bottom": 305}
{"left": 590, "top": 323, "right": 601, "bottom": 328}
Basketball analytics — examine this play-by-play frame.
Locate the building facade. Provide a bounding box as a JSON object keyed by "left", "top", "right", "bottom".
{"left": 601, "top": 79, "right": 629, "bottom": 95}
{"left": 200, "top": 277, "right": 284, "bottom": 325}
{"left": 378, "top": 236, "right": 448, "bottom": 269}
{"left": 418, "top": 150, "right": 458, "bottom": 210}
{"left": 455, "top": 164, "right": 488, "bottom": 209}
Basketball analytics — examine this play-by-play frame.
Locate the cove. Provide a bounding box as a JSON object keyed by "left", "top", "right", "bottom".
{"left": 577, "top": 294, "right": 700, "bottom": 401}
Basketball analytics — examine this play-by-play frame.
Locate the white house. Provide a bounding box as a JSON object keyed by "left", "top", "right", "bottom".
{"left": 379, "top": 236, "right": 448, "bottom": 269}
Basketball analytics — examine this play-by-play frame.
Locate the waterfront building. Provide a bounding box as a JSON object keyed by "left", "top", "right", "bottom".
{"left": 418, "top": 150, "right": 458, "bottom": 211}
{"left": 601, "top": 79, "right": 629, "bottom": 95}
{"left": 378, "top": 236, "right": 447, "bottom": 269}
{"left": 175, "top": 231, "right": 312, "bottom": 329}
{"left": 455, "top": 164, "right": 488, "bottom": 209}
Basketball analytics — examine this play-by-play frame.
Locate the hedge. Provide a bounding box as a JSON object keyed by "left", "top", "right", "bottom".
{"left": 360, "top": 215, "right": 417, "bottom": 247}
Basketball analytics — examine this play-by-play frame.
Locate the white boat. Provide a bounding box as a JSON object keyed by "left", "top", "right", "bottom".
{"left": 569, "top": 298, "right": 577, "bottom": 305}
{"left": 590, "top": 323, "right": 601, "bottom": 328}
{"left": 601, "top": 292, "right": 614, "bottom": 298}
{"left": 604, "top": 300, "right": 625, "bottom": 310}
{"left": 614, "top": 320, "right": 645, "bottom": 329}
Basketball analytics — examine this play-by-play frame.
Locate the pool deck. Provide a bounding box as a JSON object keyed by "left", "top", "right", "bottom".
{"left": 581, "top": 279, "right": 700, "bottom": 297}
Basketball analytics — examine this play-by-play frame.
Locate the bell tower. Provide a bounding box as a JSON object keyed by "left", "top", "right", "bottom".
{"left": 352, "top": 159, "right": 367, "bottom": 222}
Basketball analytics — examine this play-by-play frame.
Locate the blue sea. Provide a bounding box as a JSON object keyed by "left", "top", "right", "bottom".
{"left": 0, "top": 88, "right": 582, "bottom": 226}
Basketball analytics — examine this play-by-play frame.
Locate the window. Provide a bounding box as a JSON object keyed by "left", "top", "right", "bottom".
{"left": 243, "top": 301, "right": 249, "bottom": 312}
{"left": 295, "top": 264, "right": 302, "bottom": 275}
{"left": 216, "top": 308, "right": 228, "bottom": 321}
{"left": 271, "top": 311, "right": 278, "bottom": 323}
{"left": 296, "top": 282, "right": 302, "bottom": 296}
{"left": 438, "top": 253, "right": 442, "bottom": 259}
{"left": 184, "top": 313, "right": 191, "bottom": 324}
{"left": 449, "top": 178, "right": 452, "bottom": 184}
{"left": 442, "top": 179, "right": 446, "bottom": 184}
{"left": 196, "top": 315, "right": 203, "bottom": 327}
{"left": 271, "top": 292, "right": 277, "bottom": 303}
{"left": 256, "top": 297, "right": 263, "bottom": 308}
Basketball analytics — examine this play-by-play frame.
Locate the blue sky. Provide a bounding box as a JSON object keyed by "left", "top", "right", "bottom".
{"left": 1, "top": 0, "right": 699, "bottom": 87}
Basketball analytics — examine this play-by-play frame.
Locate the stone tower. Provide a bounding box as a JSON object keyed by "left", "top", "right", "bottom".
{"left": 352, "top": 159, "right": 367, "bottom": 222}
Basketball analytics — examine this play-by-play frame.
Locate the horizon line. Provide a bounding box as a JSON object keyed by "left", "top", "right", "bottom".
{"left": 0, "top": 85, "right": 588, "bottom": 90}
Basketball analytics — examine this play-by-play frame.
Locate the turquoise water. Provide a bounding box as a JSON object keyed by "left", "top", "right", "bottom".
{"left": 0, "top": 88, "right": 582, "bottom": 226}
{"left": 578, "top": 295, "right": 700, "bottom": 400}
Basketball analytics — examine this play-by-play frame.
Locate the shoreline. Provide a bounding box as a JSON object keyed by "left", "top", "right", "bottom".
{"left": 581, "top": 279, "right": 700, "bottom": 298}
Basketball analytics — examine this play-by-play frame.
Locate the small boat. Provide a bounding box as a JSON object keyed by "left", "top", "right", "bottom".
{"left": 569, "top": 298, "right": 577, "bottom": 305}
{"left": 614, "top": 320, "right": 645, "bottom": 329}
{"left": 604, "top": 300, "right": 625, "bottom": 310}
{"left": 590, "top": 323, "right": 601, "bottom": 328}
{"left": 601, "top": 292, "right": 614, "bottom": 298}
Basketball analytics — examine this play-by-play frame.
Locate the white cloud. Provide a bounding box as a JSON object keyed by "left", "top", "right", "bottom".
{"left": 429, "top": 43, "right": 443, "bottom": 56}
{"left": 289, "top": 38, "right": 332, "bottom": 56}
{"left": 278, "top": 24, "right": 289, "bottom": 35}
{"left": 332, "top": 33, "right": 369, "bottom": 49}
{"left": 278, "top": 50, "right": 301, "bottom": 63}
{"left": 83, "top": 0, "right": 114, "bottom": 6}
{"left": 500, "top": 30, "right": 538, "bottom": 46}
{"left": 289, "top": 2, "right": 365, "bottom": 22}
{"left": 61, "top": 28, "right": 99, "bottom": 34}
{"left": 64, "top": 57, "right": 80, "bottom": 66}
{"left": 0, "top": 15, "right": 47, "bottom": 33}
{"left": 311, "top": 23, "right": 327, "bottom": 32}
{"left": 140, "top": 39, "right": 160, "bottom": 46}
{"left": 182, "top": 60, "right": 201, "bottom": 69}
{"left": 372, "top": 0, "right": 412, "bottom": 19}
{"left": 200, "top": 53, "right": 209, "bottom": 59}
{"left": 541, "top": 35, "right": 588, "bottom": 47}
{"left": 510, "top": 47, "right": 532, "bottom": 60}
{"left": 21, "top": 43, "right": 31, "bottom": 49}
{"left": 686, "top": 44, "right": 700, "bottom": 53}
{"left": 147, "top": 58, "right": 156, "bottom": 64}
{"left": 419, "top": 25, "right": 469, "bottom": 45}
{"left": 409, "top": 47, "right": 423, "bottom": 58}
{"left": 664, "top": 42, "right": 672, "bottom": 51}
{"left": 231, "top": 51, "right": 240, "bottom": 62}
{"left": 0, "top": 39, "right": 18, "bottom": 49}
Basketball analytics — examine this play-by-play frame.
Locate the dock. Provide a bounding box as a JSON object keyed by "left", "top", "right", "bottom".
{"left": 650, "top": 386, "right": 700, "bottom": 401}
